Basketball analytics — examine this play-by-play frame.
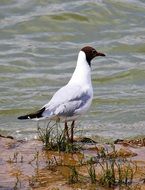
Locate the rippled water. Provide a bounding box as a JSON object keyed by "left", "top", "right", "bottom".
{"left": 0, "top": 0, "right": 145, "bottom": 140}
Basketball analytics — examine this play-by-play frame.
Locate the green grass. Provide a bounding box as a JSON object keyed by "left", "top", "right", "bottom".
{"left": 37, "top": 123, "right": 137, "bottom": 188}
{"left": 68, "top": 166, "right": 79, "bottom": 184}
{"left": 87, "top": 158, "right": 97, "bottom": 184}
{"left": 37, "top": 121, "right": 81, "bottom": 152}
{"left": 72, "top": 145, "right": 136, "bottom": 187}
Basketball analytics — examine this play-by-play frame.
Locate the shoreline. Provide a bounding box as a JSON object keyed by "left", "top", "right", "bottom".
{"left": 0, "top": 135, "right": 145, "bottom": 190}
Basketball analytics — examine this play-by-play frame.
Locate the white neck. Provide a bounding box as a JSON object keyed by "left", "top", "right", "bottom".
{"left": 68, "top": 51, "right": 92, "bottom": 86}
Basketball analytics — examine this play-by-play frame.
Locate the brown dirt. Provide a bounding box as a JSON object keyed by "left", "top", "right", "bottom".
{"left": 0, "top": 136, "right": 145, "bottom": 190}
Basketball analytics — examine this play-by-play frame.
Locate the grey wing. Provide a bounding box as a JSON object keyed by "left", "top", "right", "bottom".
{"left": 54, "top": 92, "right": 91, "bottom": 117}
{"left": 42, "top": 84, "right": 92, "bottom": 118}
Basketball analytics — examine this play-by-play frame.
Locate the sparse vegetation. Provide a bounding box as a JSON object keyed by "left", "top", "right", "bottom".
{"left": 68, "top": 165, "right": 79, "bottom": 184}
{"left": 2, "top": 131, "right": 145, "bottom": 189}
{"left": 13, "top": 171, "right": 21, "bottom": 190}
{"left": 36, "top": 123, "right": 139, "bottom": 188}
{"left": 37, "top": 121, "right": 81, "bottom": 152}
{"left": 7, "top": 151, "right": 23, "bottom": 163}
{"left": 98, "top": 158, "right": 136, "bottom": 187}
{"left": 87, "top": 157, "right": 97, "bottom": 184}
{"left": 90, "top": 145, "right": 137, "bottom": 188}
{"left": 66, "top": 145, "right": 137, "bottom": 188}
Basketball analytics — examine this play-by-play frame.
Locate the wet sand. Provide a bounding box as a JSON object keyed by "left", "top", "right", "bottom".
{"left": 0, "top": 135, "right": 145, "bottom": 190}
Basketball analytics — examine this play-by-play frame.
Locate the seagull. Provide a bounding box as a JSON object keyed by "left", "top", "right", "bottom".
{"left": 18, "top": 46, "right": 105, "bottom": 143}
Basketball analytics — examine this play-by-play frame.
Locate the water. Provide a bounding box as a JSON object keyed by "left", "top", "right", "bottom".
{"left": 0, "top": 0, "right": 145, "bottom": 140}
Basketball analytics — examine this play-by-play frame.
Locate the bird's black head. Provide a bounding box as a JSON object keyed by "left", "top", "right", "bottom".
{"left": 81, "top": 46, "right": 105, "bottom": 66}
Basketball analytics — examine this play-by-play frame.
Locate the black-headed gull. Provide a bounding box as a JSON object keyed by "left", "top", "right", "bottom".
{"left": 18, "top": 46, "right": 105, "bottom": 142}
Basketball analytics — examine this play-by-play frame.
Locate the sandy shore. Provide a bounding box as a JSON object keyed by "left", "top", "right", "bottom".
{"left": 0, "top": 135, "right": 145, "bottom": 190}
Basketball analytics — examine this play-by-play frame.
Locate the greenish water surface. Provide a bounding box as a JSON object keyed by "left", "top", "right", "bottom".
{"left": 0, "top": 0, "right": 145, "bottom": 140}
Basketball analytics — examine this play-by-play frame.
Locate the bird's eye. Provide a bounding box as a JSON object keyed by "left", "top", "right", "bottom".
{"left": 92, "top": 49, "right": 96, "bottom": 54}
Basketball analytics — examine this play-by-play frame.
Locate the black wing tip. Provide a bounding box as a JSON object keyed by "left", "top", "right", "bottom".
{"left": 17, "top": 107, "right": 45, "bottom": 120}
{"left": 17, "top": 115, "right": 29, "bottom": 120}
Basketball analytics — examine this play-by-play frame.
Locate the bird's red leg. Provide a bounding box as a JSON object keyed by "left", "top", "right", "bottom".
{"left": 65, "top": 121, "right": 69, "bottom": 141}
{"left": 70, "top": 121, "right": 75, "bottom": 143}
